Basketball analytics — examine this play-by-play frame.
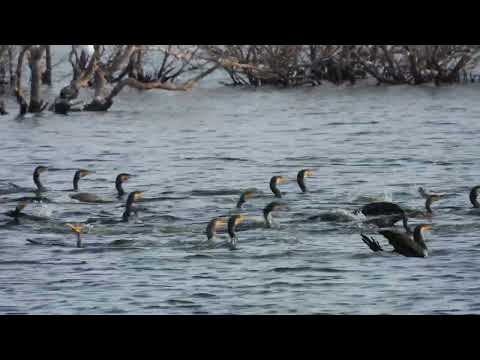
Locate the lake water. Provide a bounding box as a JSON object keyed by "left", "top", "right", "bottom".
{"left": 1, "top": 59, "right": 480, "bottom": 314}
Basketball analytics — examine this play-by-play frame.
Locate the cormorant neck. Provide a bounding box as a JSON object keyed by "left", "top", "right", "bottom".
{"left": 402, "top": 215, "right": 412, "bottom": 234}
{"left": 76, "top": 233, "right": 82, "bottom": 248}
{"left": 270, "top": 183, "right": 282, "bottom": 198}
{"left": 297, "top": 174, "right": 307, "bottom": 193}
{"left": 33, "top": 173, "right": 45, "bottom": 192}
{"left": 123, "top": 195, "right": 135, "bottom": 222}
{"left": 425, "top": 198, "right": 433, "bottom": 214}
{"left": 236, "top": 197, "right": 245, "bottom": 209}
{"left": 413, "top": 227, "right": 425, "bottom": 243}
{"left": 470, "top": 188, "right": 480, "bottom": 208}
{"left": 263, "top": 210, "right": 272, "bottom": 228}
{"left": 122, "top": 208, "right": 131, "bottom": 222}
{"left": 206, "top": 221, "right": 217, "bottom": 240}
{"left": 116, "top": 179, "right": 125, "bottom": 196}
{"left": 73, "top": 173, "right": 80, "bottom": 191}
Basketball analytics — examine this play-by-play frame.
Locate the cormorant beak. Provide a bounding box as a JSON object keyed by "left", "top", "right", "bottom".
{"left": 305, "top": 170, "right": 314, "bottom": 177}
{"left": 422, "top": 225, "right": 432, "bottom": 232}
{"left": 80, "top": 170, "right": 92, "bottom": 177}
{"left": 277, "top": 177, "right": 285, "bottom": 184}
{"left": 134, "top": 191, "right": 144, "bottom": 200}
{"left": 66, "top": 223, "right": 83, "bottom": 234}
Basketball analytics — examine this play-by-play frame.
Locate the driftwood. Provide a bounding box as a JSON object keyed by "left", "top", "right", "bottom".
{"left": 84, "top": 63, "right": 220, "bottom": 112}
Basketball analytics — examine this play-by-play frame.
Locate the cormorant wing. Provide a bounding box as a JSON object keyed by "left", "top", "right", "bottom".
{"left": 361, "top": 234, "right": 383, "bottom": 252}
{"left": 378, "top": 230, "right": 424, "bottom": 257}
{"left": 361, "top": 202, "right": 404, "bottom": 216}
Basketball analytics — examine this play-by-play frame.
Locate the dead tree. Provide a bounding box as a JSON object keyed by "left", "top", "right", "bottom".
{"left": 15, "top": 45, "right": 49, "bottom": 114}
{"left": 42, "top": 45, "right": 52, "bottom": 85}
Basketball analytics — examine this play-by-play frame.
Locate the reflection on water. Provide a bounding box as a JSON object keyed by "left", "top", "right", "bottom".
{"left": 1, "top": 81, "right": 480, "bottom": 314}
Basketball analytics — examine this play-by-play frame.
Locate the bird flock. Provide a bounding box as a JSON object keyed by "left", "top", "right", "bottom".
{"left": 3, "top": 165, "right": 480, "bottom": 258}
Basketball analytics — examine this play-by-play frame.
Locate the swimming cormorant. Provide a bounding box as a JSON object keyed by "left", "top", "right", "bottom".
{"left": 122, "top": 191, "right": 144, "bottom": 222}
{"left": 236, "top": 191, "right": 255, "bottom": 209}
{"left": 5, "top": 201, "right": 28, "bottom": 224}
{"left": 72, "top": 169, "right": 92, "bottom": 191}
{"left": 227, "top": 214, "right": 243, "bottom": 250}
{"left": 270, "top": 176, "right": 285, "bottom": 198}
{"left": 263, "top": 201, "right": 288, "bottom": 228}
{"left": 470, "top": 186, "right": 480, "bottom": 208}
{"left": 69, "top": 172, "right": 131, "bottom": 203}
{"left": 33, "top": 166, "right": 48, "bottom": 192}
{"left": 206, "top": 218, "right": 226, "bottom": 240}
{"left": 66, "top": 223, "right": 84, "bottom": 248}
{"left": 297, "top": 169, "right": 313, "bottom": 193}
{"left": 361, "top": 224, "right": 431, "bottom": 258}
{"left": 115, "top": 173, "right": 131, "bottom": 197}
{"left": 358, "top": 201, "right": 410, "bottom": 232}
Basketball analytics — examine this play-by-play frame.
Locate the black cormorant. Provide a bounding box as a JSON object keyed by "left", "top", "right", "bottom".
{"left": 470, "top": 186, "right": 480, "bottom": 208}
{"left": 358, "top": 201, "right": 410, "bottom": 232}
{"left": 66, "top": 223, "right": 84, "bottom": 248}
{"left": 361, "top": 224, "right": 431, "bottom": 258}
{"left": 227, "top": 214, "right": 243, "bottom": 250}
{"left": 206, "top": 218, "right": 226, "bottom": 241}
{"left": 33, "top": 166, "right": 48, "bottom": 192}
{"left": 236, "top": 191, "right": 255, "bottom": 209}
{"left": 69, "top": 172, "right": 131, "bottom": 203}
{"left": 122, "top": 191, "right": 144, "bottom": 222}
{"left": 297, "top": 169, "right": 313, "bottom": 193}
{"left": 270, "top": 176, "right": 285, "bottom": 198}
{"left": 263, "top": 201, "right": 288, "bottom": 228}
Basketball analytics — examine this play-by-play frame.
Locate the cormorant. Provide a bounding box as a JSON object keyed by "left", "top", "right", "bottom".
{"left": 66, "top": 223, "right": 84, "bottom": 248}
{"left": 236, "top": 191, "right": 255, "bottom": 209}
{"left": 358, "top": 202, "right": 410, "bottom": 232}
{"left": 407, "top": 195, "right": 441, "bottom": 218}
{"left": 227, "top": 214, "right": 243, "bottom": 250}
{"left": 263, "top": 201, "right": 288, "bottom": 228}
{"left": 122, "top": 191, "right": 144, "bottom": 222}
{"left": 206, "top": 218, "right": 226, "bottom": 241}
{"left": 297, "top": 169, "right": 313, "bottom": 193}
{"left": 361, "top": 224, "right": 431, "bottom": 258}
{"left": 33, "top": 166, "right": 48, "bottom": 193}
{"left": 72, "top": 169, "right": 92, "bottom": 191}
{"left": 470, "top": 186, "right": 480, "bottom": 208}
{"left": 5, "top": 201, "right": 28, "bottom": 224}
{"left": 69, "top": 172, "right": 131, "bottom": 203}
{"left": 115, "top": 173, "right": 131, "bottom": 197}
{"left": 270, "top": 176, "right": 285, "bottom": 198}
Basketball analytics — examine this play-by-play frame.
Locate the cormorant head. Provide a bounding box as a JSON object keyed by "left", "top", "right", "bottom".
{"left": 237, "top": 190, "right": 255, "bottom": 208}
{"left": 34, "top": 166, "right": 48, "bottom": 176}
{"left": 415, "top": 224, "right": 432, "bottom": 236}
{"left": 298, "top": 169, "right": 314, "bottom": 178}
{"left": 129, "top": 191, "right": 144, "bottom": 202}
{"left": 297, "top": 169, "right": 313, "bottom": 192}
{"left": 76, "top": 169, "right": 92, "bottom": 178}
{"left": 116, "top": 173, "right": 131, "bottom": 183}
{"left": 206, "top": 217, "right": 226, "bottom": 240}
{"left": 270, "top": 176, "right": 285, "bottom": 186}
{"left": 263, "top": 201, "right": 288, "bottom": 226}
{"left": 270, "top": 176, "right": 285, "bottom": 197}
{"left": 66, "top": 223, "right": 84, "bottom": 248}
{"left": 66, "top": 223, "right": 83, "bottom": 234}
{"left": 116, "top": 173, "right": 132, "bottom": 196}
